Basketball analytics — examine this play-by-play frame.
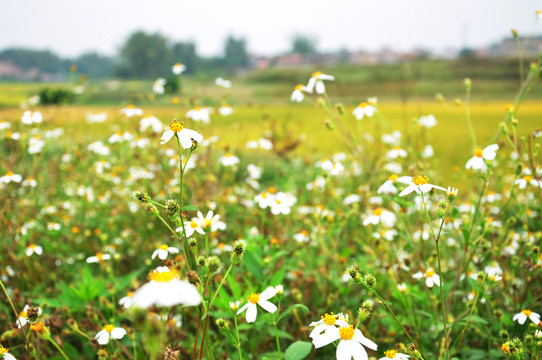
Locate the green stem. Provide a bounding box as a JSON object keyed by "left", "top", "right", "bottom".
{"left": 464, "top": 84, "right": 477, "bottom": 148}
{"left": 275, "top": 297, "right": 283, "bottom": 360}
{"left": 0, "top": 279, "right": 31, "bottom": 355}
{"left": 436, "top": 241, "right": 450, "bottom": 360}
{"left": 420, "top": 191, "right": 436, "bottom": 239}
{"left": 454, "top": 286, "right": 481, "bottom": 354}
{"left": 234, "top": 316, "right": 243, "bottom": 360}
{"left": 46, "top": 335, "right": 70, "bottom": 360}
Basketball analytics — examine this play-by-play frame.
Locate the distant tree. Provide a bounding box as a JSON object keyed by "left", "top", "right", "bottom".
{"left": 291, "top": 34, "right": 318, "bottom": 55}
{"left": 171, "top": 42, "right": 198, "bottom": 74}
{"left": 222, "top": 35, "right": 249, "bottom": 68}
{"left": 458, "top": 47, "right": 477, "bottom": 59}
{"left": 0, "top": 48, "right": 64, "bottom": 73}
{"left": 74, "top": 52, "right": 115, "bottom": 78}
{"left": 118, "top": 31, "right": 172, "bottom": 78}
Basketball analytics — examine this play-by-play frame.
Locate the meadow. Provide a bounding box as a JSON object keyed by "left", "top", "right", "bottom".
{"left": 0, "top": 60, "right": 541, "bottom": 360}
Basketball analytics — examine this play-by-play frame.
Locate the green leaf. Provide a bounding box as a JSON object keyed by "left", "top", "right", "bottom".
{"left": 269, "top": 268, "right": 286, "bottom": 286}
{"left": 277, "top": 304, "right": 309, "bottom": 322}
{"left": 181, "top": 205, "right": 198, "bottom": 211}
{"left": 285, "top": 341, "right": 312, "bottom": 360}
{"left": 243, "top": 251, "right": 263, "bottom": 280}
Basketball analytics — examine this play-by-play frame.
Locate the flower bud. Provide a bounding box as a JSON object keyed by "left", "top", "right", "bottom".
{"left": 231, "top": 240, "right": 247, "bottom": 264}
{"left": 437, "top": 200, "right": 448, "bottom": 219}
{"left": 363, "top": 274, "right": 377, "bottom": 289}
{"left": 197, "top": 256, "right": 206, "bottom": 267}
{"left": 464, "top": 78, "right": 471, "bottom": 89}
{"left": 134, "top": 191, "right": 150, "bottom": 203}
{"left": 335, "top": 103, "right": 345, "bottom": 115}
{"left": 188, "top": 238, "right": 198, "bottom": 254}
{"left": 166, "top": 200, "right": 180, "bottom": 218}
{"left": 187, "top": 270, "right": 201, "bottom": 287}
{"left": 215, "top": 318, "right": 229, "bottom": 331}
{"left": 208, "top": 256, "right": 221, "bottom": 274}
{"left": 346, "top": 265, "right": 362, "bottom": 283}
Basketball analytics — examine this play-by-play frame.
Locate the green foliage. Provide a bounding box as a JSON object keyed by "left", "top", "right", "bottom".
{"left": 284, "top": 341, "right": 313, "bottom": 360}
{"left": 117, "top": 31, "right": 172, "bottom": 78}
{"left": 37, "top": 87, "right": 74, "bottom": 104}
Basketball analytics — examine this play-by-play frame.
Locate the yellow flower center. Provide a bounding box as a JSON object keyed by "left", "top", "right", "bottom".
{"left": 294, "top": 84, "right": 303, "bottom": 90}
{"left": 195, "top": 107, "right": 201, "bottom": 111}
{"left": 96, "top": 253, "right": 104, "bottom": 261}
{"left": 502, "top": 343, "right": 510, "bottom": 353}
{"left": 426, "top": 269, "right": 435, "bottom": 277}
{"left": 300, "top": 230, "right": 309, "bottom": 236}
{"left": 505, "top": 104, "right": 514, "bottom": 112}
{"left": 150, "top": 268, "right": 178, "bottom": 282}
{"left": 6, "top": 172, "right": 14, "bottom": 176}
{"left": 159, "top": 244, "right": 168, "bottom": 250}
{"left": 322, "top": 313, "right": 337, "bottom": 325}
{"left": 19, "top": 310, "right": 27, "bottom": 318}
{"left": 226, "top": 153, "right": 233, "bottom": 157}
{"left": 474, "top": 148, "right": 483, "bottom": 157}
{"left": 373, "top": 208, "right": 383, "bottom": 216}
{"left": 29, "top": 244, "right": 36, "bottom": 249}
{"left": 217, "top": 243, "right": 225, "bottom": 249}
{"left": 31, "top": 322, "right": 44, "bottom": 332}
{"left": 261, "top": 192, "right": 268, "bottom": 199}
{"left": 413, "top": 175, "right": 429, "bottom": 186}
{"left": 104, "top": 324, "right": 115, "bottom": 333}
{"left": 127, "top": 105, "right": 135, "bottom": 109}
{"left": 175, "top": 62, "right": 182, "bottom": 66}
{"left": 190, "top": 221, "right": 198, "bottom": 229}
{"left": 523, "top": 309, "right": 532, "bottom": 316}
{"left": 267, "top": 186, "right": 276, "bottom": 193}
{"left": 169, "top": 121, "right": 184, "bottom": 132}
{"left": 358, "top": 102, "right": 369, "bottom": 107}
{"left": 524, "top": 175, "right": 533, "bottom": 182}
{"left": 339, "top": 325, "right": 355, "bottom": 340}
{"left": 487, "top": 217, "right": 494, "bottom": 223}
{"left": 248, "top": 293, "right": 260, "bottom": 304}
{"left": 384, "top": 349, "right": 398, "bottom": 358}
{"left": 0, "top": 346, "right": 9, "bottom": 354}
{"left": 311, "top": 71, "right": 322, "bottom": 78}
{"left": 205, "top": 219, "right": 212, "bottom": 228}
{"left": 388, "top": 174, "right": 399, "bottom": 181}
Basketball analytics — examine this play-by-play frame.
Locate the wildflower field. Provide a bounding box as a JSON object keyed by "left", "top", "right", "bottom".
{"left": 0, "top": 60, "right": 541, "bottom": 360}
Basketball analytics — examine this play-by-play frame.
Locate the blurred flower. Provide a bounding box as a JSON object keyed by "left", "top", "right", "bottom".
{"left": 363, "top": 208, "right": 396, "bottom": 227}
{"left": 0, "top": 172, "right": 22, "bottom": 184}
{"left": 465, "top": 144, "right": 499, "bottom": 171}
{"left": 186, "top": 107, "right": 211, "bottom": 124}
{"left": 218, "top": 153, "right": 240, "bottom": 167}
{"left": 172, "top": 63, "right": 186, "bottom": 75}
{"left": 353, "top": 102, "right": 377, "bottom": 120}
{"left": 94, "top": 324, "right": 126, "bottom": 345}
{"left": 306, "top": 71, "right": 335, "bottom": 94}
{"left": 152, "top": 244, "right": 179, "bottom": 260}
{"left": 377, "top": 175, "right": 412, "bottom": 195}
{"left": 140, "top": 115, "right": 163, "bottom": 133}
{"left": 237, "top": 286, "right": 278, "bottom": 323}
{"left": 413, "top": 269, "right": 440, "bottom": 288}
{"left": 121, "top": 105, "right": 143, "bottom": 117}
{"left": 293, "top": 230, "right": 310, "bottom": 243}
{"left": 25, "top": 244, "right": 43, "bottom": 257}
{"left": 215, "top": 77, "right": 232, "bottom": 88}
{"left": 380, "top": 349, "right": 410, "bottom": 360}
{"left": 418, "top": 114, "right": 437, "bottom": 128}
{"left": 160, "top": 120, "right": 203, "bottom": 148}
{"left": 515, "top": 168, "right": 542, "bottom": 189}
{"left": 153, "top": 78, "right": 166, "bottom": 94}
{"left": 119, "top": 292, "right": 134, "bottom": 309}
{"left": 513, "top": 309, "right": 540, "bottom": 325}
{"left": 86, "top": 112, "right": 108, "bottom": 123}
{"left": 386, "top": 147, "right": 407, "bottom": 160}
{"left": 218, "top": 105, "right": 234, "bottom": 116}
{"left": 291, "top": 84, "right": 309, "bottom": 102}
{"left": 399, "top": 175, "right": 446, "bottom": 197}
{"left": 132, "top": 266, "right": 201, "bottom": 308}
{"left": 86, "top": 252, "right": 111, "bottom": 263}
{"left": 21, "top": 111, "right": 42, "bottom": 125}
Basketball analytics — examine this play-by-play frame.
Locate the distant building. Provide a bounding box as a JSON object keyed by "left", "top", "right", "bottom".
{"left": 0, "top": 61, "right": 39, "bottom": 80}
{"left": 488, "top": 36, "right": 542, "bottom": 58}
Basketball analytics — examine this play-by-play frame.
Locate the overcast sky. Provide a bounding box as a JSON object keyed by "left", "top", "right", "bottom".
{"left": 1, "top": 0, "right": 541, "bottom": 57}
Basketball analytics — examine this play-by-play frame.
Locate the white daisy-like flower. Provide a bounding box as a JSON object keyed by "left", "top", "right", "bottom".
{"left": 0, "top": 345, "right": 16, "bottom": 360}
{"left": 515, "top": 168, "right": 542, "bottom": 189}
{"left": 236, "top": 286, "right": 278, "bottom": 323}
{"left": 172, "top": 63, "right": 186, "bottom": 75}
{"left": 293, "top": 230, "right": 310, "bottom": 243}
{"left": 353, "top": 102, "right": 377, "bottom": 120}
{"left": 194, "top": 210, "right": 226, "bottom": 233}
{"left": 16, "top": 305, "right": 42, "bottom": 328}
{"left": 418, "top": 115, "right": 437, "bottom": 128}
{"left": 512, "top": 309, "right": 540, "bottom": 325}
{"left": 132, "top": 267, "right": 202, "bottom": 308}
{"left": 215, "top": 77, "right": 232, "bottom": 88}
{"left": 86, "top": 112, "right": 108, "bottom": 123}
{"left": 21, "top": 111, "right": 42, "bottom": 125}
{"left": 291, "top": 84, "right": 309, "bottom": 102}
{"left": 385, "top": 147, "right": 407, "bottom": 160}
{"left": 186, "top": 107, "right": 211, "bottom": 124}
{"left": 422, "top": 145, "right": 434, "bottom": 158}
{"left": 343, "top": 194, "right": 361, "bottom": 206}
{"left": 25, "top": 244, "right": 43, "bottom": 257}
{"left": 218, "top": 153, "right": 240, "bottom": 167}
{"left": 399, "top": 175, "right": 446, "bottom": 197}
{"left": 151, "top": 244, "right": 180, "bottom": 260}
{"left": 377, "top": 175, "right": 412, "bottom": 195}
{"left": 218, "top": 105, "right": 234, "bottom": 116}
{"left": 465, "top": 144, "right": 499, "bottom": 171}
{"left": 309, "top": 312, "right": 349, "bottom": 346}
{"left": 120, "top": 105, "right": 143, "bottom": 117}
{"left": 119, "top": 292, "right": 134, "bottom": 309}
{"left": 380, "top": 349, "right": 410, "bottom": 360}
{"left": 270, "top": 192, "right": 297, "bottom": 215}
{"left": 94, "top": 324, "right": 127, "bottom": 345}
{"left": 362, "top": 208, "right": 397, "bottom": 227}
{"left": 160, "top": 120, "right": 203, "bottom": 148}
{"left": 86, "top": 252, "right": 111, "bottom": 263}
{"left": 153, "top": 78, "right": 166, "bottom": 94}
{"left": 47, "top": 222, "right": 60, "bottom": 231}
{"left": 254, "top": 191, "right": 276, "bottom": 209}
{"left": 140, "top": 115, "right": 163, "bottom": 133}
{"left": 177, "top": 217, "right": 205, "bottom": 237}
{"left": 306, "top": 71, "right": 335, "bottom": 94}
{"left": 413, "top": 269, "right": 440, "bottom": 288}
{"left": 0, "top": 172, "right": 22, "bottom": 184}
{"left": 312, "top": 323, "right": 377, "bottom": 360}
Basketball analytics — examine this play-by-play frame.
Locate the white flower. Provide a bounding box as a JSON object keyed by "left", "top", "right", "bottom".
{"left": 140, "top": 115, "right": 163, "bottom": 133}
{"left": 108, "top": 131, "right": 134, "bottom": 143}
{"left": 0, "top": 172, "right": 22, "bottom": 184}
{"left": 362, "top": 208, "right": 396, "bottom": 227}
{"left": 177, "top": 217, "right": 205, "bottom": 237}
{"left": 16, "top": 305, "right": 42, "bottom": 328}
{"left": 377, "top": 175, "right": 412, "bottom": 195}
{"left": 422, "top": 145, "right": 434, "bottom": 158}
{"left": 25, "top": 244, "right": 43, "bottom": 257}
{"left": 306, "top": 71, "right": 335, "bottom": 94}
{"left": 94, "top": 324, "right": 126, "bottom": 345}
{"left": 465, "top": 144, "right": 499, "bottom": 171}
{"left": 119, "top": 292, "right": 134, "bottom": 309}
{"left": 236, "top": 286, "right": 278, "bottom": 323}
{"left": 413, "top": 269, "right": 440, "bottom": 288}
{"left": 0, "top": 345, "right": 16, "bottom": 360}
{"left": 380, "top": 349, "right": 410, "bottom": 360}
{"left": 160, "top": 120, "right": 203, "bottom": 148}
{"left": 86, "top": 253, "right": 111, "bottom": 263}
{"left": 353, "top": 102, "right": 377, "bottom": 120}
{"left": 22, "top": 177, "right": 37, "bottom": 187}
{"left": 258, "top": 138, "right": 273, "bottom": 150}
{"left": 293, "top": 230, "right": 310, "bottom": 243}
{"left": 386, "top": 147, "right": 407, "bottom": 160}
{"left": 399, "top": 175, "right": 446, "bottom": 197}
{"left": 512, "top": 309, "right": 540, "bottom": 325}
{"left": 21, "top": 111, "right": 42, "bottom": 125}
{"left": 270, "top": 192, "right": 297, "bottom": 215}
{"left": 219, "top": 154, "right": 240, "bottom": 167}
{"left": 254, "top": 191, "right": 276, "bottom": 209}
{"left": 153, "top": 78, "right": 166, "bottom": 94}
{"left": 514, "top": 168, "right": 542, "bottom": 189}
{"left": 218, "top": 105, "right": 234, "bottom": 116}
{"left": 152, "top": 244, "right": 179, "bottom": 260}
{"left": 196, "top": 210, "right": 227, "bottom": 232}
{"left": 382, "top": 131, "right": 401, "bottom": 146}
{"left": 86, "top": 112, "right": 108, "bottom": 123}
{"left": 309, "top": 312, "right": 349, "bottom": 346}
{"left": 28, "top": 135, "right": 45, "bottom": 154}
{"left": 172, "top": 63, "right": 186, "bottom": 75}
{"left": 343, "top": 194, "right": 361, "bottom": 206}
{"left": 132, "top": 267, "right": 202, "bottom": 308}
{"left": 186, "top": 107, "right": 211, "bottom": 124}
{"left": 418, "top": 115, "right": 437, "bottom": 128}
{"left": 312, "top": 323, "right": 377, "bottom": 360}
{"left": 47, "top": 222, "right": 60, "bottom": 231}
{"left": 291, "top": 84, "right": 309, "bottom": 102}
{"left": 215, "top": 77, "right": 232, "bottom": 88}
{"left": 120, "top": 105, "right": 143, "bottom": 117}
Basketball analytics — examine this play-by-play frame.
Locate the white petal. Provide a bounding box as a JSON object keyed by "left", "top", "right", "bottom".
{"left": 315, "top": 81, "right": 325, "bottom": 94}
{"left": 160, "top": 130, "right": 175, "bottom": 144}
{"left": 259, "top": 286, "right": 278, "bottom": 300}
{"left": 353, "top": 329, "right": 378, "bottom": 350}
{"left": 245, "top": 303, "right": 257, "bottom": 323}
{"left": 483, "top": 144, "right": 499, "bottom": 160}
{"left": 95, "top": 330, "right": 110, "bottom": 345}
{"left": 258, "top": 299, "right": 277, "bottom": 313}
{"left": 399, "top": 185, "right": 416, "bottom": 197}
{"left": 337, "top": 340, "right": 367, "bottom": 360}
{"left": 237, "top": 302, "right": 250, "bottom": 315}
{"left": 309, "top": 323, "right": 327, "bottom": 338}
{"left": 111, "top": 327, "right": 126, "bottom": 339}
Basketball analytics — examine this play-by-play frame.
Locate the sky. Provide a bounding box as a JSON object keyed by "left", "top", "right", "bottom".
{"left": 1, "top": 0, "right": 541, "bottom": 58}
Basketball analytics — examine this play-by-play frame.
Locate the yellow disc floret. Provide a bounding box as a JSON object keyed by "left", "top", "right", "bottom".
{"left": 413, "top": 175, "right": 429, "bottom": 186}
{"left": 339, "top": 325, "right": 355, "bottom": 340}
{"left": 425, "top": 269, "right": 435, "bottom": 277}
{"left": 524, "top": 175, "right": 533, "bottom": 182}
{"left": 388, "top": 174, "right": 399, "bottom": 181}
{"left": 169, "top": 121, "right": 184, "bottom": 132}
{"left": 384, "top": 349, "right": 398, "bottom": 358}
{"left": 104, "top": 324, "right": 115, "bottom": 333}
{"left": 474, "top": 148, "right": 483, "bottom": 157}
{"left": 0, "top": 346, "right": 9, "bottom": 354}
{"left": 322, "top": 313, "right": 337, "bottom": 325}
{"left": 248, "top": 293, "right": 260, "bottom": 304}
{"left": 311, "top": 71, "right": 322, "bottom": 78}
{"left": 150, "top": 268, "right": 178, "bottom": 282}
{"left": 294, "top": 84, "right": 304, "bottom": 90}
{"left": 373, "top": 208, "right": 383, "bottom": 216}
{"left": 523, "top": 309, "right": 532, "bottom": 316}
{"left": 159, "top": 244, "right": 168, "bottom": 250}
{"left": 190, "top": 221, "right": 198, "bottom": 229}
